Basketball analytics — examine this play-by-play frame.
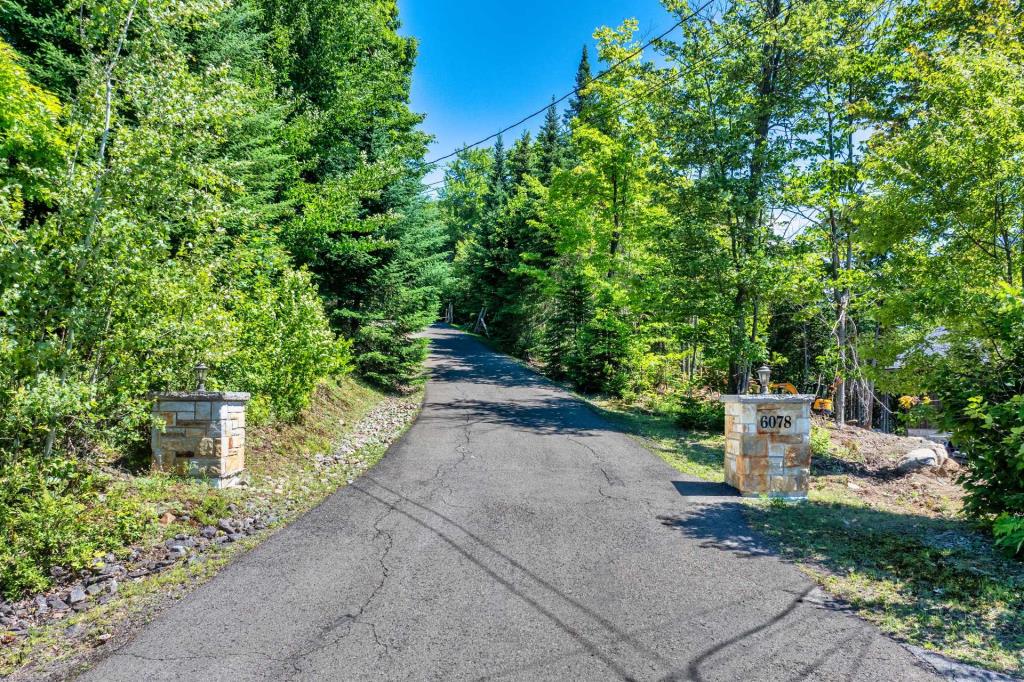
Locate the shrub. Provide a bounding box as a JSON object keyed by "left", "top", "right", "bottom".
{"left": 220, "top": 254, "right": 352, "bottom": 422}
{"left": 568, "top": 307, "right": 636, "bottom": 396}
{"left": 671, "top": 396, "right": 724, "bottom": 431}
{"left": 929, "top": 290, "right": 1024, "bottom": 552}
{"left": 354, "top": 321, "right": 429, "bottom": 389}
{"left": 193, "top": 494, "right": 231, "bottom": 528}
{"left": 993, "top": 514, "right": 1024, "bottom": 557}
{"left": 0, "top": 457, "right": 152, "bottom": 599}
{"left": 810, "top": 425, "right": 832, "bottom": 457}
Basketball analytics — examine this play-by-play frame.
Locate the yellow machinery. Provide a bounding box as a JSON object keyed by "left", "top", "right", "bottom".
{"left": 770, "top": 382, "right": 834, "bottom": 413}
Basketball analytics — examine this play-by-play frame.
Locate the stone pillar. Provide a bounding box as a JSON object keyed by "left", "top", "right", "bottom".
{"left": 719, "top": 394, "right": 814, "bottom": 499}
{"left": 150, "top": 391, "right": 251, "bottom": 488}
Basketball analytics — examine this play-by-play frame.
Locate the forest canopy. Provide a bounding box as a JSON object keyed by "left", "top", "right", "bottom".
{"left": 0, "top": 0, "right": 448, "bottom": 462}
{"left": 437, "top": 0, "right": 1024, "bottom": 550}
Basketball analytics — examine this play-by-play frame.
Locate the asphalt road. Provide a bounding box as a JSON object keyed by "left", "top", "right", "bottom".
{"left": 83, "top": 325, "right": 938, "bottom": 681}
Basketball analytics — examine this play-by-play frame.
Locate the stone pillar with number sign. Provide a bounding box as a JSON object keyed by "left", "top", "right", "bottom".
{"left": 719, "top": 394, "right": 814, "bottom": 499}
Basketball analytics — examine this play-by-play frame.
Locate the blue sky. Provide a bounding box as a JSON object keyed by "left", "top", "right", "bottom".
{"left": 397, "top": 0, "right": 672, "bottom": 186}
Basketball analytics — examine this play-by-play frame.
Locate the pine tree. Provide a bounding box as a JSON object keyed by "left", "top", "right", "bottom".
{"left": 537, "top": 97, "right": 563, "bottom": 185}
{"left": 565, "top": 45, "right": 597, "bottom": 126}
{"left": 486, "top": 134, "right": 510, "bottom": 212}
{"left": 509, "top": 131, "right": 536, "bottom": 188}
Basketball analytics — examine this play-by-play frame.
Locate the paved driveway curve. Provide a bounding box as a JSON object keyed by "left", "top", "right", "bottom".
{"left": 84, "top": 325, "right": 937, "bottom": 681}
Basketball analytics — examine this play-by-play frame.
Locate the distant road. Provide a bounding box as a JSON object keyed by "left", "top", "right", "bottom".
{"left": 83, "top": 325, "right": 937, "bottom": 681}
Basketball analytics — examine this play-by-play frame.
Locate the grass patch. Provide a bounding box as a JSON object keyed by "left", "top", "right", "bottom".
{"left": 588, "top": 398, "right": 725, "bottom": 482}
{"left": 747, "top": 495, "right": 1024, "bottom": 674}
{"left": 599, "top": 402, "right": 1023, "bottom": 676}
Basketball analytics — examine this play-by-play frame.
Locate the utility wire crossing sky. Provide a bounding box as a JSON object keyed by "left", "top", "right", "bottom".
{"left": 398, "top": 0, "right": 671, "bottom": 186}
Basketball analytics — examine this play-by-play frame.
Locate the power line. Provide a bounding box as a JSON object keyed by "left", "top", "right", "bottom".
{"left": 421, "top": 0, "right": 812, "bottom": 197}
{"left": 419, "top": 0, "right": 718, "bottom": 168}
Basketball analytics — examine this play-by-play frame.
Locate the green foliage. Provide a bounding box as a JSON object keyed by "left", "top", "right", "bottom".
{"left": 994, "top": 514, "right": 1024, "bottom": 558}
{"left": 438, "top": 0, "right": 1023, "bottom": 548}
{"left": 810, "top": 425, "right": 832, "bottom": 458}
{"left": 0, "top": 457, "right": 151, "bottom": 599}
{"left": 668, "top": 396, "right": 724, "bottom": 432}
{"left": 0, "top": 0, "right": 442, "bottom": 598}
{"left": 192, "top": 494, "right": 231, "bottom": 528}
{"left": 926, "top": 289, "right": 1024, "bottom": 530}
{"left": 0, "top": 0, "right": 443, "bottom": 462}
{"left": 0, "top": 38, "right": 64, "bottom": 233}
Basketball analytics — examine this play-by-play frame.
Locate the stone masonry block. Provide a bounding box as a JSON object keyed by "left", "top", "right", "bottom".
{"left": 784, "top": 445, "right": 810, "bottom": 468}
{"left": 741, "top": 435, "right": 768, "bottom": 458}
{"left": 156, "top": 401, "right": 196, "bottom": 413}
{"left": 745, "top": 457, "right": 769, "bottom": 476}
{"left": 151, "top": 392, "right": 249, "bottom": 488}
{"left": 720, "top": 394, "right": 813, "bottom": 499}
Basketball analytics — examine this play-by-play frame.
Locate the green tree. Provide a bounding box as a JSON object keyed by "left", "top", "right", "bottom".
{"left": 537, "top": 98, "right": 564, "bottom": 185}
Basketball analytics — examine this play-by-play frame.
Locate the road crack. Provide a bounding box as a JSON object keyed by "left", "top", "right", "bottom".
{"left": 568, "top": 436, "right": 629, "bottom": 501}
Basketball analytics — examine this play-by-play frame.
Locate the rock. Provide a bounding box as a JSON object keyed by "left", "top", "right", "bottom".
{"left": 65, "top": 623, "right": 84, "bottom": 638}
{"left": 159, "top": 511, "right": 176, "bottom": 525}
{"left": 200, "top": 525, "right": 217, "bottom": 539}
{"left": 167, "top": 545, "right": 187, "bottom": 559}
{"left": 217, "top": 518, "right": 235, "bottom": 534}
{"left": 48, "top": 597, "right": 70, "bottom": 611}
{"left": 107, "top": 580, "right": 118, "bottom": 596}
{"left": 85, "top": 583, "right": 104, "bottom": 597}
{"left": 68, "top": 587, "right": 87, "bottom": 605}
{"left": 227, "top": 532, "right": 245, "bottom": 543}
{"left": 100, "top": 562, "right": 123, "bottom": 576}
{"left": 897, "top": 449, "right": 941, "bottom": 474}
{"left": 50, "top": 566, "right": 68, "bottom": 579}
{"left": 941, "top": 458, "right": 962, "bottom": 473}
{"left": 34, "top": 596, "right": 49, "bottom": 615}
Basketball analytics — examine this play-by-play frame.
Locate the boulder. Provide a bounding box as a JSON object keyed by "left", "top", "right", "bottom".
{"left": 897, "top": 448, "right": 942, "bottom": 474}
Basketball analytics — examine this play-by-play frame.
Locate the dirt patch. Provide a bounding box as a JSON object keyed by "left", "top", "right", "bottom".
{"left": 812, "top": 418, "right": 965, "bottom": 517}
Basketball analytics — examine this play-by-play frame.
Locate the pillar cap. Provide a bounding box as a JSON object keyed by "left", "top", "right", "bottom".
{"left": 148, "top": 391, "right": 251, "bottom": 402}
{"left": 719, "top": 394, "right": 814, "bottom": 404}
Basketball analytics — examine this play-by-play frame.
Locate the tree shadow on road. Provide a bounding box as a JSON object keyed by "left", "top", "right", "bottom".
{"left": 415, "top": 394, "right": 608, "bottom": 436}
{"left": 659, "top": 499, "right": 1024, "bottom": 677}
{"left": 352, "top": 476, "right": 829, "bottom": 682}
